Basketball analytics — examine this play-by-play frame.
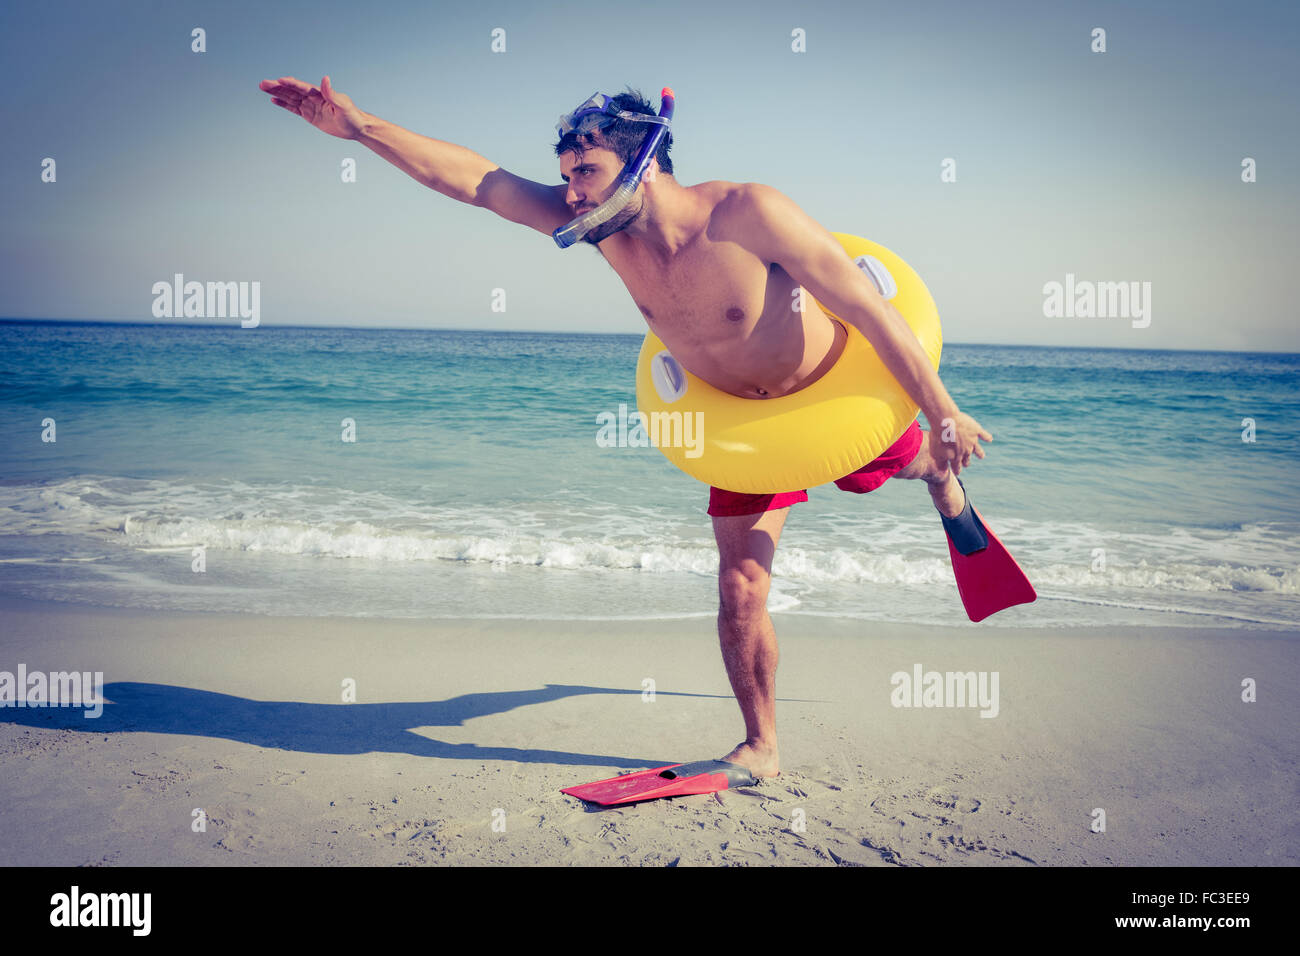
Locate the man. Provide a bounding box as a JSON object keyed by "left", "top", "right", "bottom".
{"left": 258, "top": 76, "right": 993, "bottom": 781}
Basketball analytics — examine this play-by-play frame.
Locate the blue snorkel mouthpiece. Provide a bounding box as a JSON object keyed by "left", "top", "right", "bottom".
{"left": 553, "top": 87, "right": 676, "bottom": 249}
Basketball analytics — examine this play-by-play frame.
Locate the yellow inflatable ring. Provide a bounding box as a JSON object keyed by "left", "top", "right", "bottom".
{"left": 634, "top": 234, "right": 942, "bottom": 494}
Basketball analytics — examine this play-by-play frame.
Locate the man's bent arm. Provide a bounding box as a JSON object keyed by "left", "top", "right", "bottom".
{"left": 858, "top": 299, "right": 960, "bottom": 428}
{"left": 734, "top": 185, "right": 960, "bottom": 429}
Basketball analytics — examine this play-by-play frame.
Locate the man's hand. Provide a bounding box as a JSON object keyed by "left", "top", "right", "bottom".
{"left": 928, "top": 410, "right": 992, "bottom": 477}
{"left": 258, "top": 75, "right": 365, "bottom": 140}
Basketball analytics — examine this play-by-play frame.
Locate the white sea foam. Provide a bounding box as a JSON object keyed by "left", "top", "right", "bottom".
{"left": 0, "top": 476, "right": 1296, "bottom": 628}
{"left": 0, "top": 476, "right": 1295, "bottom": 594}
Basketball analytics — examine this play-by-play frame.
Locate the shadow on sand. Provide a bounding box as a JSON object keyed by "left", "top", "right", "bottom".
{"left": 0, "top": 681, "right": 741, "bottom": 769}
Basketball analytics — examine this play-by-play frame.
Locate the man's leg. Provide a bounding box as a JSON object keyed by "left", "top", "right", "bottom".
{"left": 711, "top": 505, "right": 788, "bottom": 779}
{"left": 893, "top": 429, "right": 965, "bottom": 516}
{"left": 831, "top": 421, "right": 964, "bottom": 516}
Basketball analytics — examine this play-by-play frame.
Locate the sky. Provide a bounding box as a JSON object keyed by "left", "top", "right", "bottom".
{"left": 1, "top": 0, "right": 1297, "bottom": 351}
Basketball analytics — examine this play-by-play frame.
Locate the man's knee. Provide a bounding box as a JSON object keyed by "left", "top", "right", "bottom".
{"left": 718, "top": 563, "right": 770, "bottom": 621}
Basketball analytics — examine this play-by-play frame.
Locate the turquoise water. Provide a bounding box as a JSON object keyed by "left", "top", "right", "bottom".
{"left": 1, "top": 319, "right": 1297, "bottom": 628}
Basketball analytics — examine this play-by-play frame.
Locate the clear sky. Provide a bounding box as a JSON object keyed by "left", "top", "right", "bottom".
{"left": 2, "top": 0, "right": 1296, "bottom": 350}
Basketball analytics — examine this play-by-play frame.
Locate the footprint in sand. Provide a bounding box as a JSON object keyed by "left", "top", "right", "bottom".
{"left": 928, "top": 791, "right": 981, "bottom": 813}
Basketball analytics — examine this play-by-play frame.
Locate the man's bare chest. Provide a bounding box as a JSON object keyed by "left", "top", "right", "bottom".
{"left": 603, "top": 235, "right": 802, "bottom": 349}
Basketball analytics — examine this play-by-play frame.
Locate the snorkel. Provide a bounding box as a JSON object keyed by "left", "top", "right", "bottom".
{"left": 552, "top": 87, "right": 675, "bottom": 249}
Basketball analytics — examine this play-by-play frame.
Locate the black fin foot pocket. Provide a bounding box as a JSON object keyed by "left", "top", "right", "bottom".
{"left": 940, "top": 477, "right": 989, "bottom": 556}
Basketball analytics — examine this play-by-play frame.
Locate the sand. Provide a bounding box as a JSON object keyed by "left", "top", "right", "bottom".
{"left": 0, "top": 593, "right": 1295, "bottom": 867}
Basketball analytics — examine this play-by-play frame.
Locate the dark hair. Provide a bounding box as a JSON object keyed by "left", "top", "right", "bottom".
{"left": 553, "top": 87, "right": 674, "bottom": 177}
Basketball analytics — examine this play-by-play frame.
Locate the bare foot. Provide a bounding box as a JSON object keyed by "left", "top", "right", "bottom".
{"left": 722, "top": 739, "right": 780, "bottom": 779}
{"left": 929, "top": 471, "right": 966, "bottom": 519}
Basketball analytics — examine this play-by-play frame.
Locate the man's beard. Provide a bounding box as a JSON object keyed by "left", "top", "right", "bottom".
{"left": 581, "top": 195, "right": 644, "bottom": 245}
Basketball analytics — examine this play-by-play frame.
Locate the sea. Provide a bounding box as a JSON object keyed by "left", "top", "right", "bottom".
{"left": 1, "top": 319, "right": 1296, "bottom": 629}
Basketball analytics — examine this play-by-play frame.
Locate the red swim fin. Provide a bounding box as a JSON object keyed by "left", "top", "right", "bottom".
{"left": 561, "top": 760, "right": 757, "bottom": 806}
{"left": 941, "top": 480, "right": 1037, "bottom": 623}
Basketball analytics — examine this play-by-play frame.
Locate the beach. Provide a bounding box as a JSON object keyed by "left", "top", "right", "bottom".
{"left": 4, "top": 0, "right": 1299, "bottom": 884}
{"left": 2, "top": 324, "right": 1296, "bottom": 867}
{"left": 2, "top": 592, "right": 1294, "bottom": 867}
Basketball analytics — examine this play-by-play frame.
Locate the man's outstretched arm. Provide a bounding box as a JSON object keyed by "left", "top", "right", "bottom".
{"left": 258, "top": 75, "right": 571, "bottom": 235}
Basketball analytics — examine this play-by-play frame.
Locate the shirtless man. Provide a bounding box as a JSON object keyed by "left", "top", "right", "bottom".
{"left": 259, "top": 77, "right": 993, "bottom": 781}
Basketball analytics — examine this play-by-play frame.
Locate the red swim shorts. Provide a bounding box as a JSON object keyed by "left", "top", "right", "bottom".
{"left": 707, "top": 419, "right": 924, "bottom": 518}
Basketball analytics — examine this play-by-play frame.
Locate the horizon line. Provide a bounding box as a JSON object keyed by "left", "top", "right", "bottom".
{"left": 0, "top": 316, "right": 1295, "bottom": 357}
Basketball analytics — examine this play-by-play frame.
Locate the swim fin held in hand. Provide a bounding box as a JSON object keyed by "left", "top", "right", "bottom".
{"left": 561, "top": 760, "right": 758, "bottom": 806}
{"left": 940, "top": 478, "right": 1037, "bottom": 622}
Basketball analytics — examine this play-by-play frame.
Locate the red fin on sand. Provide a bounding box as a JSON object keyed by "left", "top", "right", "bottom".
{"left": 561, "top": 760, "right": 757, "bottom": 806}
